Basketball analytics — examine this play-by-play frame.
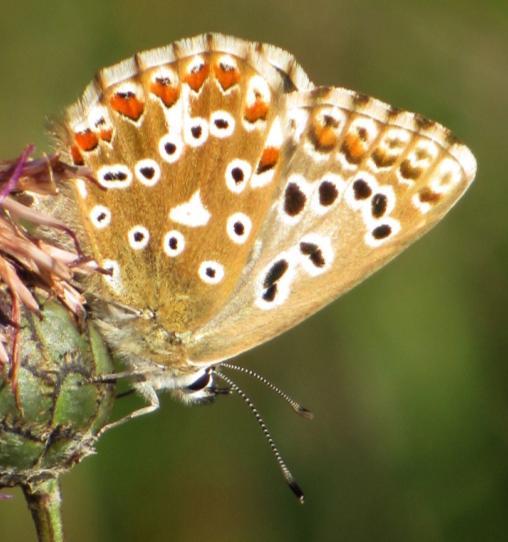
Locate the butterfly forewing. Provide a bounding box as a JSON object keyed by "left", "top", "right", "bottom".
{"left": 189, "top": 87, "right": 476, "bottom": 364}
{"left": 62, "top": 34, "right": 312, "bottom": 334}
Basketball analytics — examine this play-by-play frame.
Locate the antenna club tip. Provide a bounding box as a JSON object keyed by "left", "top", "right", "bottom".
{"left": 296, "top": 406, "right": 314, "bottom": 420}
{"left": 288, "top": 478, "right": 305, "bottom": 504}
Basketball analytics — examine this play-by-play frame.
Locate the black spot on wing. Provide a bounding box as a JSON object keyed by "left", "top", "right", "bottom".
{"left": 284, "top": 183, "right": 306, "bottom": 216}
{"left": 300, "top": 242, "right": 325, "bottom": 268}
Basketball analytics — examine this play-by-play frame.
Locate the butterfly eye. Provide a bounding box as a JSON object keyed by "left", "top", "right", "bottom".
{"left": 186, "top": 370, "right": 211, "bottom": 391}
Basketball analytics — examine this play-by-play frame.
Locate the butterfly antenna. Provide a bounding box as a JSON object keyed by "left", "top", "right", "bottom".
{"left": 215, "top": 370, "right": 305, "bottom": 504}
{"left": 220, "top": 362, "right": 314, "bottom": 420}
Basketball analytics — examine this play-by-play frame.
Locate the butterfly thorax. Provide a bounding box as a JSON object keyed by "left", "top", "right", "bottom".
{"left": 90, "top": 299, "right": 190, "bottom": 371}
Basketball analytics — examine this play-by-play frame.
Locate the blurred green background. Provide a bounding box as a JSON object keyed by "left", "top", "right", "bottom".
{"left": 0, "top": 0, "right": 506, "bottom": 540}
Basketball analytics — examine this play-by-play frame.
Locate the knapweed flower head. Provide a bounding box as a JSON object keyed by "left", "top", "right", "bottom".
{"left": 0, "top": 147, "right": 115, "bottom": 489}
{"left": 0, "top": 146, "right": 98, "bottom": 396}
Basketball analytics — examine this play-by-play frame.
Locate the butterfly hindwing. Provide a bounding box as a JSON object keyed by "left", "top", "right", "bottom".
{"left": 189, "top": 87, "right": 476, "bottom": 364}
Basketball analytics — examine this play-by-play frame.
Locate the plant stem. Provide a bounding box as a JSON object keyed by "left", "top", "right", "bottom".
{"left": 22, "top": 478, "right": 64, "bottom": 542}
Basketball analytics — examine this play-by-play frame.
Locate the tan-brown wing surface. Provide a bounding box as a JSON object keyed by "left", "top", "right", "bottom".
{"left": 59, "top": 34, "right": 313, "bottom": 334}
{"left": 188, "top": 87, "right": 476, "bottom": 364}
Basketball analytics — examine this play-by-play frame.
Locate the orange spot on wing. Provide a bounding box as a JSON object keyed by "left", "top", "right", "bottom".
{"left": 99, "top": 128, "right": 112, "bottom": 142}
{"left": 372, "top": 148, "right": 397, "bottom": 168}
{"left": 70, "top": 145, "right": 84, "bottom": 166}
{"left": 150, "top": 80, "right": 180, "bottom": 107}
{"left": 309, "top": 123, "right": 337, "bottom": 151}
{"left": 418, "top": 187, "right": 441, "bottom": 203}
{"left": 74, "top": 130, "right": 98, "bottom": 152}
{"left": 400, "top": 159, "right": 423, "bottom": 180}
{"left": 309, "top": 114, "right": 340, "bottom": 152}
{"left": 214, "top": 63, "right": 240, "bottom": 90}
{"left": 257, "top": 147, "right": 280, "bottom": 173}
{"left": 244, "top": 99, "right": 269, "bottom": 123}
{"left": 318, "top": 126, "right": 338, "bottom": 150}
{"left": 110, "top": 93, "right": 144, "bottom": 121}
{"left": 341, "top": 133, "right": 366, "bottom": 162}
{"left": 184, "top": 63, "right": 209, "bottom": 92}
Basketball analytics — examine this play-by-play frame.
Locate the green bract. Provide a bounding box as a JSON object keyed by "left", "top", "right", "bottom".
{"left": 0, "top": 299, "right": 115, "bottom": 489}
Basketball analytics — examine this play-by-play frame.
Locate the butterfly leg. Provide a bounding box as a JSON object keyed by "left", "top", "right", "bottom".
{"left": 97, "top": 382, "right": 160, "bottom": 436}
{"left": 93, "top": 370, "right": 148, "bottom": 384}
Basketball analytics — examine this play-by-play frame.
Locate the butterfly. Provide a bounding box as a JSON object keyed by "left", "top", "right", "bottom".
{"left": 54, "top": 32, "right": 476, "bottom": 451}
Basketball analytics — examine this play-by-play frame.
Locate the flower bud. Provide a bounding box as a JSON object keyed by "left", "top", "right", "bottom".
{"left": 0, "top": 298, "right": 115, "bottom": 489}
